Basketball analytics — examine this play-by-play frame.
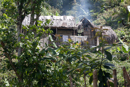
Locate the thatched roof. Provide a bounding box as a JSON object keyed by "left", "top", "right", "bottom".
{"left": 79, "top": 17, "right": 117, "bottom": 44}
{"left": 97, "top": 26, "right": 117, "bottom": 44}
{"left": 22, "top": 15, "right": 78, "bottom": 29}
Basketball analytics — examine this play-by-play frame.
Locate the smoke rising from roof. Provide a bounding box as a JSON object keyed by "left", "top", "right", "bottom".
{"left": 46, "top": 0, "right": 94, "bottom": 21}
{"left": 65, "top": 0, "right": 93, "bottom": 21}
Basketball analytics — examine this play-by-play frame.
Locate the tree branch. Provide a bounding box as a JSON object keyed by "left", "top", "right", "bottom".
{"left": 30, "top": 0, "right": 36, "bottom": 25}
{"left": 1, "top": 41, "right": 23, "bottom": 83}
{"left": 21, "top": 0, "right": 31, "bottom": 21}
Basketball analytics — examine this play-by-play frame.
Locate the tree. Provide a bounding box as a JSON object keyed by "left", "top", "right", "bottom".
{"left": 0, "top": 0, "right": 55, "bottom": 86}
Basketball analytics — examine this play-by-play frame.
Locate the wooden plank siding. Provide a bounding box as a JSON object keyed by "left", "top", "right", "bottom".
{"left": 83, "top": 27, "right": 98, "bottom": 47}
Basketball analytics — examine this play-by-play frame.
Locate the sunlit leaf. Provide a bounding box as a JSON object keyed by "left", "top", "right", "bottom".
{"left": 117, "top": 47, "right": 121, "bottom": 51}
{"left": 122, "top": 45, "right": 129, "bottom": 53}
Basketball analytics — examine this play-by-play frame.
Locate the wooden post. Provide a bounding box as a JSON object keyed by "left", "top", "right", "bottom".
{"left": 84, "top": 73, "right": 86, "bottom": 87}
{"left": 74, "top": 29, "right": 75, "bottom": 36}
{"left": 56, "top": 28, "right": 58, "bottom": 45}
{"left": 123, "top": 67, "right": 130, "bottom": 87}
{"left": 107, "top": 80, "right": 110, "bottom": 87}
{"left": 74, "top": 83, "right": 76, "bottom": 87}
{"left": 56, "top": 28, "right": 57, "bottom": 34}
{"left": 93, "top": 69, "right": 98, "bottom": 87}
{"left": 123, "top": 67, "right": 127, "bottom": 87}
{"left": 113, "top": 69, "right": 118, "bottom": 87}
{"left": 96, "top": 36, "right": 99, "bottom": 51}
{"left": 69, "top": 75, "right": 73, "bottom": 87}
{"left": 97, "top": 36, "right": 99, "bottom": 46}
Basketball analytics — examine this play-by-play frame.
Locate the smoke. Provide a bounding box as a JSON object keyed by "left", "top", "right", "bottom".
{"left": 65, "top": 0, "right": 93, "bottom": 21}
{"left": 78, "top": 0, "right": 92, "bottom": 19}
{"left": 46, "top": 0, "right": 94, "bottom": 21}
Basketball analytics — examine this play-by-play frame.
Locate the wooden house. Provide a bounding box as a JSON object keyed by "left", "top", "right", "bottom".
{"left": 38, "top": 16, "right": 81, "bottom": 46}
{"left": 39, "top": 16, "right": 78, "bottom": 36}
{"left": 22, "top": 15, "right": 88, "bottom": 47}
{"left": 79, "top": 17, "right": 117, "bottom": 48}
{"left": 22, "top": 15, "right": 116, "bottom": 48}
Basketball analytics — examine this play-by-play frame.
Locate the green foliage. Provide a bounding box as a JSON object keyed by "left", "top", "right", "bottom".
{"left": 0, "top": 0, "right": 130, "bottom": 86}
{"left": 41, "top": 2, "right": 61, "bottom": 16}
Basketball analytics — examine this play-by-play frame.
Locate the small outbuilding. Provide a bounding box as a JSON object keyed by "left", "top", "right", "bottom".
{"left": 79, "top": 17, "right": 117, "bottom": 47}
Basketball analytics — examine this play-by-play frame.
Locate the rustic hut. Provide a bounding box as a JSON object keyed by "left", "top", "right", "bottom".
{"left": 79, "top": 17, "right": 117, "bottom": 47}
{"left": 22, "top": 15, "right": 78, "bottom": 35}
{"left": 22, "top": 15, "right": 117, "bottom": 47}
{"left": 39, "top": 16, "right": 78, "bottom": 35}
{"left": 22, "top": 15, "right": 88, "bottom": 46}
{"left": 38, "top": 16, "right": 80, "bottom": 46}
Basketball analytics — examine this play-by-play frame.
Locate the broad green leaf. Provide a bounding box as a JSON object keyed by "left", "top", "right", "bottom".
{"left": 40, "top": 49, "right": 45, "bottom": 54}
{"left": 118, "top": 21, "right": 122, "bottom": 24}
{"left": 109, "top": 81, "right": 114, "bottom": 86}
{"left": 49, "top": 35, "right": 57, "bottom": 48}
{"left": 119, "top": 38, "right": 129, "bottom": 53}
{"left": 25, "top": 36, "right": 29, "bottom": 39}
{"left": 117, "top": 47, "right": 121, "bottom": 51}
{"left": 103, "top": 65, "right": 111, "bottom": 69}
{"left": 85, "top": 55, "right": 92, "bottom": 59}
{"left": 112, "top": 12, "right": 117, "bottom": 16}
{"left": 104, "top": 46, "right": 112, "bottom": 50}
{"left": 89, "top": 75, "right": 93, "bottom": 85}
{"left": 104, "top": 71, "right": 111, "bottom": 78}
{"left": 98, "top": 69, "right": 103, "bottom": 81}
{"left": 83, "top": 68, "right": 90, "bottom": 73}
{"left": 49, "top": 35, "right": 54, "bottom": 41}
{"left": 55, "top": 11, "right": 59, "bottom": 16}
{"left": 122, "top": 45, "right": 129, "bottom": 53}
{"left": 91, "top": 65, "right": 98, "bottom": 69}
{"left": 104, "top": 63, "right": 114, "bottom": 67}
{"left": 121, "top": 0, "right": 124, "bottom": 2}
{"left": 128, "top": 12, "right": 130, "bottom": 17}
{"left": 67, "top": 69, "right": 74, "bottom": 74}
{"left": 105, "top": 50, "right": 112, "bottom": 61}
{"left": 77, "top": 63, "right": 83, "bottom": 68}
{"left": 99, "top": 81, "right": 103, "bottom": 87}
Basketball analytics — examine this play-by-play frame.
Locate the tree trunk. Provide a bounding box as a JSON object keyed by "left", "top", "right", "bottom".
{"left": 17, "top": 1, "right": 24, "bottom": 84}
{"left": 113, "top": 69, "right": 118, "bottom": 87}
{"left": 93, "top": 69, "right": 98, "bottom": 87}
{"left": 123, "top": 67, "right": 130, "bottom": 87}
{"left": 84, "top": 73, "right": 86, "bottom": 87}
{"left": 17, "top": 1, "right": 23, "bottom": 57}
{"left": 17, "top": 23, "right": 22, "bottom": 56}
{"left": 30, "top": 1, "right": 36, "bottom": 25}
{"left": 30, "top": 10, "right": 35, "bottom": 25}
{"left": 69, "top": 75, "right": 73, "bottom": 87}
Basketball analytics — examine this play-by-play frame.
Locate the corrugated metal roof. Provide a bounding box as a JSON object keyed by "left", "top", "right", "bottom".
{"left": 22, "top": 15, "right": 78, "bottom": 29}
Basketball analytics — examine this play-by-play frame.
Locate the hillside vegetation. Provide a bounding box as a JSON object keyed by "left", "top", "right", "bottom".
{"left": 0, "top": 0, "right": 130, "bottom": 87}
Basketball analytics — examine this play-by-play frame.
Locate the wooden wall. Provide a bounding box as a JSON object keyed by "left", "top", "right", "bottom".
{"left": 41, "top": 27, "right": 99, "bottom": 48}
{"left": 83, "top": 27, "right": 98, "bottom": 47}
{"left": 57, "top": 29, "right": 73, "bottom": 35}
